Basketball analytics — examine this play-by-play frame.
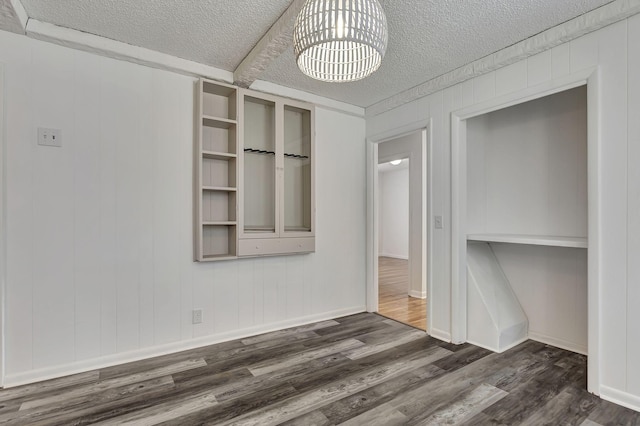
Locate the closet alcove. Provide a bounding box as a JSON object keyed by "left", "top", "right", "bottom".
{"left": 464, "top": 85, "right": 588, "bottom": 355}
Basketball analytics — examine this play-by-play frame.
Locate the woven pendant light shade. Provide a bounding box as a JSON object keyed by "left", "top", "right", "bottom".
{"left": 293, "top": 0, "right": 388, "bottom": 83}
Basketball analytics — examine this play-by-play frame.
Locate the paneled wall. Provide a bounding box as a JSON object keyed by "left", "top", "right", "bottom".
{"left": 367, "top": 16, "right": 640, "bottom": 409}
{"left": 0, "top": 30, "right": 367, "bottom": 385}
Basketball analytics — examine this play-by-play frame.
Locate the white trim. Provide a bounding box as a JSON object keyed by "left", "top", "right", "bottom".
{"left": 366, "top": 141, "right": 379, "bottom": 312}
{"left": 366, "top": 0, "right": 640, "bottom": 116}
{"left": 26, "top": 20, "right": 233, "bottom": 83}
{"left": 0, "top": 63, "right": 5, "bottom": 387}
{"left": 450, "top": 68, "right": 601, "bottom": 393}
{"left": 600, "top": 386, "right": 640, "bottom": 412}
{"left": 467, "top": 337, "right": 528, "bottom": 354}
{"left": 408, "top": 290, "right": 426, "bottom": 299}
{"left": 425, "top": 120, "right": 434, "bottom": 337}
{"left": 429, "top": 328, "right": 452, "bottom": 343}
{"left": 527, "top": 332, "right": 588, "bottom": 356}
{"left": 2, "top": 306, "right": 365, "bottom": 387}
{"left": 250, "top": 81, "right": 364, "bottom": 117}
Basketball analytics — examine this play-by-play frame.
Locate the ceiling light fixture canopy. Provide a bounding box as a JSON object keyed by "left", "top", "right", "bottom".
{"left": 293, "top": 0, "right": 388, "bottom": 83}
{"left": 390, "top": 159, "right": 402, "bottom": 166}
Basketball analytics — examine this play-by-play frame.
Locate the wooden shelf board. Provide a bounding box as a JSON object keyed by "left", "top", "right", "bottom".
{"left": 467, "top": 234, "right": 587, "bottom": 248}
{"left": 202, "top": 82, "right": 236, "bottom": 97}
{"left": 203, "top": 151, "right": 237, "bottom": 160}
{"left": 285, "top": 227, "right": 312, "bottom": 232}
{"left": 201, "top": 254, "right": 237, "bottom": 261}
{"left": 202, "top": 116, "right": 237, "bottom": 129}
{"left": 203, "top": 221, "right": 237, "bottom": 226}
{"left": 202, "top": 186, "right": 237, "bottom": 192}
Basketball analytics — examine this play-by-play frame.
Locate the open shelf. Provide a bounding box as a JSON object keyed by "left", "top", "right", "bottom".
{"left": 467, "top": 234, "right": 588, "bottom": 248}
{"left": 195, "top": 79, "right": 239, "bottom": 262}
{"left": 202, "top": 254, "right": 238, "bottom": 261}
{"left": 203, "top": 150, "right": 237, "bottom": 160}
{"left": 202, "top": 186, "right": 237, "bottom": 192}
{"left": 203, "top": 116, "right": 237, "bottom": 129}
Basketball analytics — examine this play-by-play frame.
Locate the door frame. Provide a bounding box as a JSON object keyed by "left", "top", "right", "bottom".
{"left": 366, "top": 122, "right": 432, "bottom": 334}
{"left": 450, "top": 67, "right": 601, "bottom": 394}
{"left": 0, "top": 63, "right": 6, "bottom": 387}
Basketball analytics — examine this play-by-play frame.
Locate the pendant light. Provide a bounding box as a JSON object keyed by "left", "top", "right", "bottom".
{"left": 293, "top": 0, "right": 388, "bottom": 83}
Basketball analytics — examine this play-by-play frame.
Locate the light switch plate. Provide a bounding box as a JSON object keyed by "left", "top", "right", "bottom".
{"left": 38, "top": 128, "right": 62, "bottom": 147}
{"left": 435, "top": 216, "right": 443, "bottom": 229}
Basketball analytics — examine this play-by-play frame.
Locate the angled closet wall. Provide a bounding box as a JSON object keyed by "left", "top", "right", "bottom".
{"left": 466, "top": 86, "right": 588, "bottom": 355}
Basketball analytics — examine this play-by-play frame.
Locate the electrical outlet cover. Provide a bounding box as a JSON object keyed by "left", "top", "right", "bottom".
{"left": 38, "top": 127, "right": 62, "bottom": 147}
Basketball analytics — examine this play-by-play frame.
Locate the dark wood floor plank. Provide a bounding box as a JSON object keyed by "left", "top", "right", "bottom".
{"left": 0, "top": 371, "right": 100, "bottom": 403}
{"left": 585, "top": 398, "right": 640, "bottom": 425}
{"left": 248, "top": 338, "right": 365, "bottom": 376}
{"left": 519, "top": 385, "right": 600, "bottom": 426}
{"left": 240, "top": 320, "right": 340, "bottom": 346}
{"left": 414, "top": 382, "right": 508, "bottom": 425}
{"left": 159, "top": 382, "right": 299, "bottom": 426}
{"left": 18, "top": 358, "right": 205, "bottom": 412}
{"left": 319, "top": 363, "right": 445, "bottom": 424}
{"left": 215, "top": 345, "right": 452, "bottom": 425}
{"left": 0, "top": 313, "right": 638, "bottom": 425}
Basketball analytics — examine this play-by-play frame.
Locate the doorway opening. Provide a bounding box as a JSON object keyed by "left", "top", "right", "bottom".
{"left": 369, "top": 129, "right": 429, "bottom": 331}
{"left": 377, "top": 158, "right": 426, "bottom": 329}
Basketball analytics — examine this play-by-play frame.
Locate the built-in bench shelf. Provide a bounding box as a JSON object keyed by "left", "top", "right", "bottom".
{"left": 467, "top": 234, "right": 587, "bottom": 249}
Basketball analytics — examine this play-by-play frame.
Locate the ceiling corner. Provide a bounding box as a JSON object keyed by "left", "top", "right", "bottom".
{"left": 0, "top": 0, "right": 28, "bottom": 34}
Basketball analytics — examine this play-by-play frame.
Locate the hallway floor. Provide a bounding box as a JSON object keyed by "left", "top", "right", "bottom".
{"left": 378, "top": 256, "right": 427, "bottom": 330}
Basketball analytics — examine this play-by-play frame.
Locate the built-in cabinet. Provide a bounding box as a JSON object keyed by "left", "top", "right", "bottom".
{"left": 238, "top": 91, "right": 315, "bottom": 256}
{"left": 194, "top": 79, "right": 314, "bottom": 262}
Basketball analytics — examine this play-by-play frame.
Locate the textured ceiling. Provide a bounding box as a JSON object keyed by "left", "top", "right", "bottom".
{"left": 19, "top": 0, "right": 614, "bottom": 108}
{"left": 19, "top": 0, "right": 293, "bottom": 71}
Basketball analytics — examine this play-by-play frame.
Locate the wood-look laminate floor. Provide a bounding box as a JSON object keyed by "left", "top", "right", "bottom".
{"left": 378, "top": 256, "right": 427, "bottom": 330}
{"left": 1, "top": 314, "right": 638, "bottom": 425}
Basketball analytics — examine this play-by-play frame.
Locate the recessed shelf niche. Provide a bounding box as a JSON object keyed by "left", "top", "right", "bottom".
{"left": 194, "top": 79, "right": 239, "bottom": 261}
{"left": 465, "top": 85, "right": 588, "bottom": 355}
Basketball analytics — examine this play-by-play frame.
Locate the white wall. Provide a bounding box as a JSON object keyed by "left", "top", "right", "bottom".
{"left": 0, "top": 30, "right": 367, "bottom": 385}
{"left": 466, "top": 86, "right": 588, "bottom": 237}
{"left": 367, "top": 15, "right": 640, "bottom": 409}
{"left": 378, "top": 166, "right": 409, "bottom": 259}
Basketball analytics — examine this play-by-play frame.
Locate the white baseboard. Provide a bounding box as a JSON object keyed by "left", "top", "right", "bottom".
{"left": 600, "top": 385, "right": 640, "bottom": 413}
{"left": 429, "top": 327, "right": 451, "bottom": 343}
{"left": 379, "top": 253, "right": 409, "bottom": 260}
{"left": 528, "top": 331, "right": 587, "bottom": 355}
{"left": 3, "top": 305, "right": 366, "bottom": 388}
{"left": 408, "top": 290, "right": 426, "bottom": 299}
{"left": 467, "top": 336, "right": 529, "bottom": 354}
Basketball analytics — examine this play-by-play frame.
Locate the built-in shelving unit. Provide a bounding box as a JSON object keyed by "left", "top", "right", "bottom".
{"left": 464, "top": 85, "right": 588, "bottom": 355}
{"left": 194, "top": 80, "right": 315, "bottom": 261}
{"left": 467, "top": 234, "right": 588, "bottom": 248}
{"left": 194, "top": 79, "right": 239, "bottom": 261}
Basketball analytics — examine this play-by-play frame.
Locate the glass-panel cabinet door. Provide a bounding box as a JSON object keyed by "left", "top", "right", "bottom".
{"left": 243, "top": 96, "right": 277, "bottom": 235}
{"left": 283, "top": 104, "right": 313, "bottom": 235}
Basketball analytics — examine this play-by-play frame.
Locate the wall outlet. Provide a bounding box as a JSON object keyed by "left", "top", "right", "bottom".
{"left": 38, "top": 127, "right": 62, "bottom": 147}
{"left": 192, "top": 309, "right": 203, "bottom": 324}
{"left": 434, "top": 216, "right": 443, "bottom": 229}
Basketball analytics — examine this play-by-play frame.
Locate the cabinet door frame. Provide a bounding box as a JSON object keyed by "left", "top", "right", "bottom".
{"left": 238, "top": 90, "right": 315, "bottom": 241}
{"left": 280, "top": 98, "right": 315, "bottom": 239}
{"left": 238, "top": 89, "right": 281, "bottom": 240}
